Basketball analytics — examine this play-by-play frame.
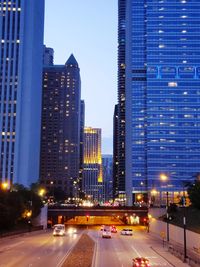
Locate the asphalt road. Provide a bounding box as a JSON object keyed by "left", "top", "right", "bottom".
{"left": 0, "top": 228, "right": 82, "bottom": 267}
{"left": 0, "top": 226, "right": 188, "bottom": 267}
{"left": 89, "top": 226, "right": 175, "bottom": 267}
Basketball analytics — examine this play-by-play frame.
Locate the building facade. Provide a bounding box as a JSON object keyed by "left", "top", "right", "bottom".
{"left": 0, "top": 0, "right": 44, "bottom": 187}
{"left": 113, "top": 104, "right": 119, "bottom": 200}
{"left": 102, "top": 154, "right": 113, "bottom": 202}
{"left": 79, "top": 100, "right": 85, "bottom": 197}
{"left": 119, "top": 0, "right": 200, "bottom": 205}
{"left": 40, "top": 54, "right": 81, "bottom": 198}
{"left": 43, "top": 45, "right": 54, "bottom": 66}
{"left": 83, "top": 127, "right": 103, "bottom": 203}
{"left": 116, "top": 0, "right": 126, "bottom": 200}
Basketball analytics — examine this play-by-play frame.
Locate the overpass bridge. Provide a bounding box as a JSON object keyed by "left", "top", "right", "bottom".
{"left": 48, "top": 206, "right": 148, "bottom": 225}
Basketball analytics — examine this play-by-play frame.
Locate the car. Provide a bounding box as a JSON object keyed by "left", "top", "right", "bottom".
{"left": 53, "top": 224, "right": 65, "bottom": 236}
{"left": 121, "top": 228, "right": 133, "bottom": 236}
{"left": 111, "top": 226, "right": 117, "bottom": 233}
{"left": 102, "top": 226, "right": 112, "bottom": 238}
{"left": 132, "top": 257, "right": 150, "bottom": 267}
{"left": 67, "top": 227, "right": 77, "bottom": 234}
{"left": 100, "top": 225, "right": 105, "bottom": 231}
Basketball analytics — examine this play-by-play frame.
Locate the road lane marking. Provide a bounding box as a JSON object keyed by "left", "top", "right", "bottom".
{"left": 56, "top": 234, "right": 82, "bottom": 267}
{"left": 131, "top": 245, "right": 141, "bottom": 257}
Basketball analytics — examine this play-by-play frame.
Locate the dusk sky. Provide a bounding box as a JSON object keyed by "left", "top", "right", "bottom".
{"left": 44, "top": 0, "right": 118, "bottom": 154}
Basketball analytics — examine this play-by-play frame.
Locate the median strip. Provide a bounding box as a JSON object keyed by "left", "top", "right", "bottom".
{"left": 61, "top": 233, "right": 95, "bottom": 267}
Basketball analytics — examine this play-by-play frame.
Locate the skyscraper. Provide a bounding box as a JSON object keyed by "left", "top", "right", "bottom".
{"left": 113, "top": 104, "right": 119, "bottom": 200}
{"left": 0, "top": 0, "right": 44, "bottom": 187}
{"left": 40, "top": 54, "right": 81, "bottom": 198}
{"left": 102, "top": 154, "right": 113, "bottom": 202}
{"left": 79, "top": 100, "right": 85, "bottom": 197}
{"left": 119, "top": 0, "right": 200, "bottom": 205}
{"left": 117, "top": 0, "right": 126, "bottom": 200}
{"left": 83, "top": 127, "right": 103, "bottom": 203}
{"left": 43, "top": 45, "right": 54, "bottom": 66}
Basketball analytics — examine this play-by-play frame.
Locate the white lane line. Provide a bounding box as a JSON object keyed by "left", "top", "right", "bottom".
{"left": 91, "top": 230, "right": 100, "bottom": 267}
{"left": 56, "top": 234, "right": 82, "bottom": 267}
{"left": 131, "top": 245, "right": 142, "bottom": 257}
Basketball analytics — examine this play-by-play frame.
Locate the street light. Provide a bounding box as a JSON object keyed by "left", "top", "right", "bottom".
{"left": 1, "top": 182, "right": 9, "bottom": 190}
{"left": 39, "top": 188, "right": 46, "bottom": 197}
{"left": 26, "top": 210, "right": 32, "bottom": 232}
{"left": 150, "top": 189, "right": 158, "bottom": 206}
{"left": 182, "top": 181, "right": 191, "bottom": 263}
{"left": 160, "top": 173, "right": 169, "bottom": 242}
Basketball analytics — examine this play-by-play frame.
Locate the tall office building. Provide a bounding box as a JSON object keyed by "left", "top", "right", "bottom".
{"left": 79, "top": 100, "right": 85, "bottom": 197}
{"left": 0, "top": 0, "right": 44, "bottom": 187}
{"left": 113, "top": 104, "right": 119, "bottom": 200}
{"left": 119, "top": 0, "right": 200, "bottom": 205}
{"left": 43, "top": 45, "right": 54, "bottom": 66}
{"left": 102, "top": 154, "right": 113, "bottom": 202}
{"left": 117, "top": 0, "right": 126, "bottom": 200}
{"left": 83, "top": 127, "right": 103, "bottom": 203}
{"left": 40, "top": 54, "right": 81, "bottom": 198}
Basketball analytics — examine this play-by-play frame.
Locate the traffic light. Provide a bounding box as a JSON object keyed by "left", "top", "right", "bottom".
{"left": 86, "top": 215, "right": 90, "bottom": 221}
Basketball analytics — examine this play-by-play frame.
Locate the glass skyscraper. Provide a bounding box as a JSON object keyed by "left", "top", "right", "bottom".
{"left": 119, "top": 0, "right": 200, "bottom": 205}
{"left": 0, "top": 0, "right": 44, "bottom": 187}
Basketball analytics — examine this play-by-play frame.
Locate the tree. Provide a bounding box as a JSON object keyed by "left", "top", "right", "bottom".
{"left": 188, "top": 180, "right": 200, "bottom": 209}
{"left": 0, "top": 183, "right": 44, "bottom": 230}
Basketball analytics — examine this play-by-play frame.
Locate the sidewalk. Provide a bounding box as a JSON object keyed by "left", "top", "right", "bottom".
{"left": 151, "top": 245, "right": 189, "bottom": 267}
{"left": 149, "top": 231, "right": 200, "bottom": 267}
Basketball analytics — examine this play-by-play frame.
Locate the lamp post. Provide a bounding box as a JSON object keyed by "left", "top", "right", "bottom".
{"left": 1, "top": 182, "right": 9, "bottom": 191}
{"left": 183, "top": 192, "right": 187, "bottom": 262}
{"left": 182, "top": 181, "right": 190, "bottom": 263}
{"left": 160, "top": 173, "right": 169, "bottom": 242}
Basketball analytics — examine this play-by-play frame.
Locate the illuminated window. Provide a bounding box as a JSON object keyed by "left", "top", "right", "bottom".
{"left": 168, "top": 82, "right": 177, "bottom": 87}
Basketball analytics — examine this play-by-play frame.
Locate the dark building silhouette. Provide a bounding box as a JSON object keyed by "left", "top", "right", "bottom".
{"left": 113, "top": 104, "right": 119, "bottom": 200}
{"left": 40, "top": 54, "right": 81, "bottom": 198}
{"left": 116, "top": 0, "right": 126, "bottom": 201}
{"left": 79, "top": 100, "right": 85, "bottom": 197}
{"left": 43, "top": 45, "right": 54, "bottom": 66}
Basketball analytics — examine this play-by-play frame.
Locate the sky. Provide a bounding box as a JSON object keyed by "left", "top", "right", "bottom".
{"left": 44, "top": 0, "right": 118, "bottom": 154}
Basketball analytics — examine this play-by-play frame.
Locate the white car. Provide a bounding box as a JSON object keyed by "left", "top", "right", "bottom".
{"left": 121, "top": 228, "right": 133, "bottom": 236}
{"left": 67, "top": 227, "right": 77, "bottom": 234}
{"left": 102, "top": 226, "right": 112, "bottom": 238}
{"left": 53, "top": 224, "right": 65, "bottom": 236}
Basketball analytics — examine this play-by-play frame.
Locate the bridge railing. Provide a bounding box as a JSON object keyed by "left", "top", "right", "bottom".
{"left": 48, "top": 204, "right": 148, "bottom": 211}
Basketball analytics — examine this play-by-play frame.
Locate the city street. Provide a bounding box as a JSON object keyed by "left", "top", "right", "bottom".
{"left": 0, "top": 226, "right": 190, "bottom": 267}
{"left": 0, "top": 229, "right": 82, "bottom": 267}
{"left": 90, "top": 226, "right": 176, "bottom": 267}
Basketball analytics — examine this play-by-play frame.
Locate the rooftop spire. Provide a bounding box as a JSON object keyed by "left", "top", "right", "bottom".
{"left": 65, "top": 54, "right": 79, "bottom": 67}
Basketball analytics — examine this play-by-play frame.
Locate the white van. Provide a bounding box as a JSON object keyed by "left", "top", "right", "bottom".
{"left": 102, "top": 226, "right": 112, "bottom": 238}
{"left": 53, "top": 224, "right": 65, "bottom": 236}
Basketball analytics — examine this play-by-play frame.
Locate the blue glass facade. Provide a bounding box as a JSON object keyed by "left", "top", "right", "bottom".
{"left": 0, "top": 0, "right": 44, "bottom": 187}
{"left": 124, "top": 0, "right": 200, "bottom": 204}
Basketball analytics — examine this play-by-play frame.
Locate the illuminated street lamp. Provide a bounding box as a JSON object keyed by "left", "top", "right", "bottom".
{"left": 1, "top": 182, "right": 9, "bottom": 190}
{"left": 160, "top": 173, "right": 169, "bottom": 242}
{"left": 26, "top": 211, "right": 32, "bottom": 218}
{"left": 39, "top": 188, "right": 46, "bottom": 197}
{"left": 150, "top": 189, "right": 158, "bottom": 206}
{"left": 26, "top": 210, "right": 32, "bottom": 231}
